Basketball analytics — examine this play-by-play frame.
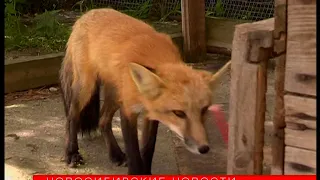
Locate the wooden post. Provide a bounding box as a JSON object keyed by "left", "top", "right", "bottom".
{"left": 271, "top": 0, "right": 287, "bottom": 175}
{"left": 181, "top": 0, "right": 207, "bottom": 63}
{"left": 227, "top": 18, "right": 274, "bottom": 175}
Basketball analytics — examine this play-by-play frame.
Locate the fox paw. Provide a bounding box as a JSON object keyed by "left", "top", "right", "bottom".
{"left": 66, "top": 152, "right": 85, "bottom": 168}
{"left": 110, "top": 151, "right": 127, "bottom": 167}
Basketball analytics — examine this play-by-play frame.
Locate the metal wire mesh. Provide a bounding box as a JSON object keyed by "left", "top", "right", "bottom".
{"left": 93, "top": 0, "right": 151, "bottom": 10}
{"left": 205, "top": 0, "right": 274, "bottom": 21}
{"left": 92, "top": 0, "right": 274, "bottom": 21}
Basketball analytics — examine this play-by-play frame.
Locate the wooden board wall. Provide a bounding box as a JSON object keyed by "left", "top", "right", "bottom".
{"left": 283, "top": 94, "right": 317, "bottom": 174}
{"left": 282, "top": 0, "right": 316, "bottom": 175}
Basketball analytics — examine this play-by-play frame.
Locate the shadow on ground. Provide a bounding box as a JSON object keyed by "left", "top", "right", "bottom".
{"left": 5, "top": 95, "right": 179, "bottom": 180}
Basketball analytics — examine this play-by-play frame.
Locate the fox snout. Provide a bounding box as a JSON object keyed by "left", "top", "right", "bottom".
{"left": 184, "top": 136, "right": 210, "bottom": 154}
{"left": 198, "top": 145, "right": 210, "bottom": 154}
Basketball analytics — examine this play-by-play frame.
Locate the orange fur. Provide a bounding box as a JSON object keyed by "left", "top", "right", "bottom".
{"left": 60, "top": 9, "right": 230, "bottom": 171}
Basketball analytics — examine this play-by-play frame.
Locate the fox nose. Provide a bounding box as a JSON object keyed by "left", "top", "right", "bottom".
{"left": 198, "top": 145, "right": 210, "bottom": 154}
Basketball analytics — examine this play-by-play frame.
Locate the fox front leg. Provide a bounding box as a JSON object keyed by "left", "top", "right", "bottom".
{"left": 140, "top": 119, "right": 159, "bottom": 175}
{"left": 120, "top": 108, "right": 147, "bottom": 175}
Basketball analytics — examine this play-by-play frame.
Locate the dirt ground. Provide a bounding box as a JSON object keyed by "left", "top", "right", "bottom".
{"left": 5, "top": 91, "right": 178, "bottom": 179}
{"left": 5, "top": 55, "right": 276, "bottom": 179}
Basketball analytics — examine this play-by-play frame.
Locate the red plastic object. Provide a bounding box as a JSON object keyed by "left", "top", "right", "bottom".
{"left": 208, "top": 104, "right": 228, "bottom": 146}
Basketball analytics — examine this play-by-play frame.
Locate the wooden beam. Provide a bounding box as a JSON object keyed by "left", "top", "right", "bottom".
{"left": 5, "top": 53, "right": 65, "bottom": 94}
{"left": 181, "top": 0, "right": 206, "bottom": 63}
{"left": 271, "top": 0, "right": 287, "bottom": 175}
{"left": 227, "top": 18, "right": 274, "bottom": 175}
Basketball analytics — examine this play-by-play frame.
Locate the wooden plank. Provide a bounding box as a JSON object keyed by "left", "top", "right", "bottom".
{"left": 5, "top": 53, "right": 64, "bottom": 93}
{"left": 271, "top": 54, "right": 286, "bottom": 175}
{"left": 227, "top": 18, "right": 274, "bottom": 175}
{"left": 287, "top": 0, "right": 316, "bottom": 5}
{"left": 285, "top": 0, "right": 316, "bottom": 96}
{"left": 284, "top": 56, "right": 316, "bottom": 96}
{"left": 284, "top": 163, "right": 316, "bottom": 175}
{"left": 284, "top": 95, "right": 316, "bottom": 129}
{"left": 272, "top": 0, "right": 287, "bottom": 174}
{"left": 181, "top": 0, "right": 206, "bottom": 63}
{"left": 286, "top": 119, "right": 316, "bottom": 130}
{"left": 284, "top": 146, "right": 316, "bottom": 174}
{"left": 284, "top": 128, "right": 316, "bottom": 150}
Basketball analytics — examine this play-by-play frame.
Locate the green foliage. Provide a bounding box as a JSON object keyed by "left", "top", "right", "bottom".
{"left": 159, "top": 2, "right": 181, "bottom": 22}
{"left": 5, "top": 0, "right": 27, "bottom": 49}
{"left": 31, "top": 10, "right": 71, "bottom": 51}
{"left": 34, "top": 10, "right": 63, "bottom": 37}
{"left": 5, "top": 4, "right": 71, "bottom": 53}
{"left": 214, "top": 0, "right": 224, "bottom": 17}
{"left": 241, "top": 11, "right": 252, "bottom": 20}
{"left": 121, "top": 0, "right": 153, "bottom": 19}
{"left": 5, "top": 0, "right": 26, "bottom": 16}
{"left": 204, "top": 0, "right": 225, "bottom": 18}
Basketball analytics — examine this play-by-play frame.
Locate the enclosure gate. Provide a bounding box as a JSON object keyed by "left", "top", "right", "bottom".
{"left": 227, "top": 0, "right": 316, "bottom": 175}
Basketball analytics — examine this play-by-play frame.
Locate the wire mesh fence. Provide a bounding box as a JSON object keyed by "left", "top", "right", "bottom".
{"left": 93, "top": 0, "right": 149, "bottom": 10}
{"left": 206, "top": 0, "right": 274, "bottom": 21}
{"left": 92, "top": 0, "right": 274, "bottom": 21}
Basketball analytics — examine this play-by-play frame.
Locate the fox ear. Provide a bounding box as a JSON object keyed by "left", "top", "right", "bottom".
{"left": 209, "top": 61, "right": 231, "bottom": 87}
{"left": 128, "top": 63, "right": 165, "bottom": 99}
{"left": 197, "top": 61, "right": 231, "bottom": 91}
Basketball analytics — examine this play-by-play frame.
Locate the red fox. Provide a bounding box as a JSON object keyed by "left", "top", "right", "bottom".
{"left": 60, "top": 8, "right": 231, "bottom": 175}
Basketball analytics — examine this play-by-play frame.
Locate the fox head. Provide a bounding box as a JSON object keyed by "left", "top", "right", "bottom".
{"left": 128, "top": 61, "right": 230, "bottom": 155}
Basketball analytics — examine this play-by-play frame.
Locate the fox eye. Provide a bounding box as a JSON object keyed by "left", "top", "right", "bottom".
{"left": 172, "top": 110, "right": 187, "bottom": 119}
{"left": 201, "top": 106, "right": 209, "bottom": 115}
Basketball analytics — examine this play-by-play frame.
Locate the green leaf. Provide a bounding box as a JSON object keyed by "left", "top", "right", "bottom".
{"left": 5, "top": 3, "right": 16, "bottom": 15}
{"left": 214, "top": 0, "right": 225, "bottom": 17}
